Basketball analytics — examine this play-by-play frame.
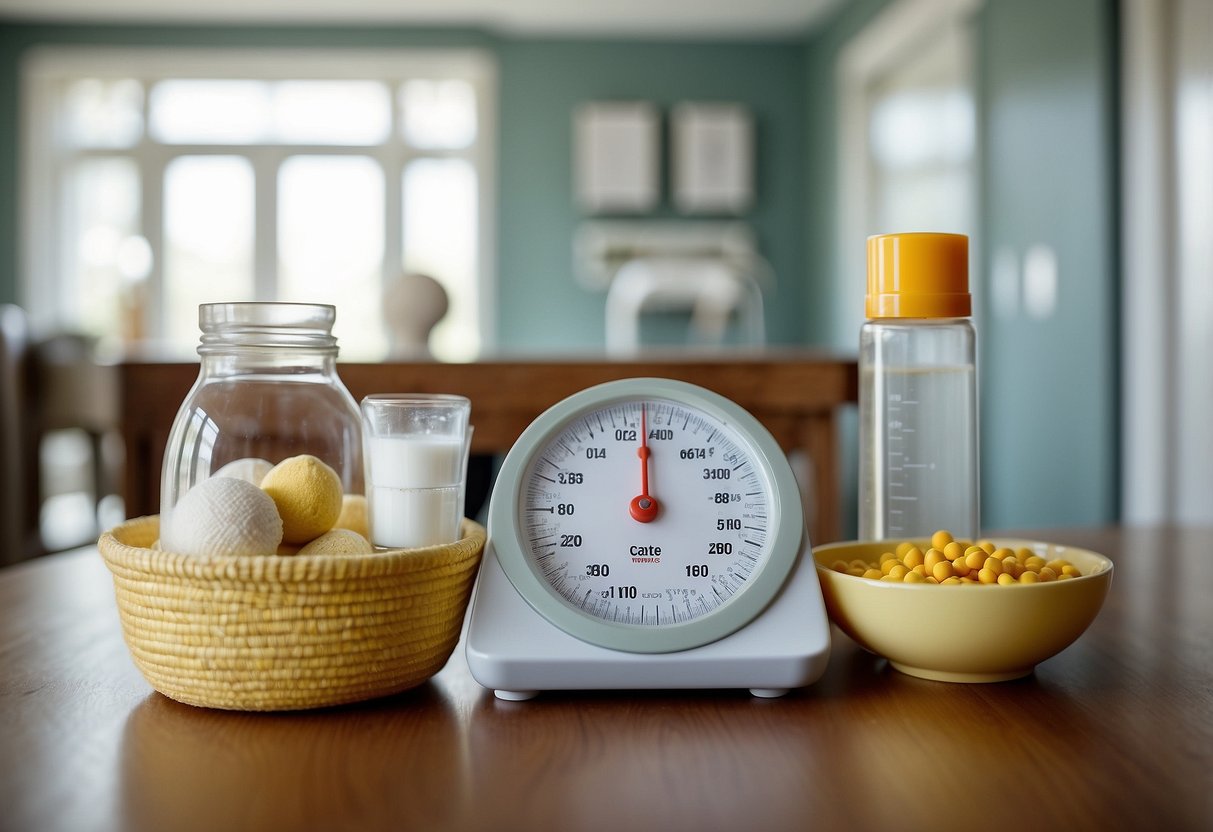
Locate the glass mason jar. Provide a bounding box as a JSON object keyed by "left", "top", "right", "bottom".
{"left": 160, "top": 302, "right": 363, "bottom": 519}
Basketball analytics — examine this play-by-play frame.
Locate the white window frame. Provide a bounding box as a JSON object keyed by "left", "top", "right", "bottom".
{"left": 19, "top": 46, "right": 498, "bottom": 356}
{"left": 835, "top": 0, "right": 979, "bottom": 350}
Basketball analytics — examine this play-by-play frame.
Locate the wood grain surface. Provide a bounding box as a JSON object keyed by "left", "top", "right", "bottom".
{"left": 1, "top": 526, "right": 1210, "bottom": 832}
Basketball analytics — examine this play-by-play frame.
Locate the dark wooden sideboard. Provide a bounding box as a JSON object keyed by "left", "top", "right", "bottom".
{"left": 118, "top": 353, "right": 857, "bottom": 544}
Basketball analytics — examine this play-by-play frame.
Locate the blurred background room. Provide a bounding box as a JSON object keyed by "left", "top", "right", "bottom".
{"left": 0, "top": 0, "right": 1209, "bottom": 564}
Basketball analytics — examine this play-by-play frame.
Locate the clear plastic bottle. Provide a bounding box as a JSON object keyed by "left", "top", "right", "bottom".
{"left": 859, "top": 233, "right": 978, "bottom": 541}
{"left": 160, "top": 302, "right": 363, "bottom": 519}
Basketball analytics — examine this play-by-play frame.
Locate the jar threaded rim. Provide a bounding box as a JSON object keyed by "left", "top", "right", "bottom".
{"left": 197, "top": 302, "right": 339, "bottom": 355}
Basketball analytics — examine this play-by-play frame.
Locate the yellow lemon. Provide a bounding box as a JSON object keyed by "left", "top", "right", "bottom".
{"left": 335, "top": 493, "right": 369, "bottom": 539}
{"left": 261, "top": 454, "right": 343, "bottom": 544}
{"left": 298, "top": 528, "right": 374, "bottom": 556}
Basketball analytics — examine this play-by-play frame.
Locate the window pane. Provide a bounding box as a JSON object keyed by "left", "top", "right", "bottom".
{"left": 273, "top": 81, "right": 391, "bottom": 145}
{"left": 64, "top": 78, "right": 143, "bottom": 148}
{"left": 400, "top": 79, "right": 477, "bottom": 149}
{"left": 869, "top": 89, "right": 974, "bottom": 170}
{"left": 65, "top": 158, "right": 141, "bottom": 342}
{"left": 150, "top": 80, "right": 272, "bottom": 144}
{"left": 278, "top": 156, "right": 385, "bottom": 359}
{"left": 150, "top": 80, "right": 391, "bottom": 145}
{"left": 163, "top": 156, "right": 254, "bottom": 347}
{"left": 402, "top": 158, "right": 478, "bottom": 361}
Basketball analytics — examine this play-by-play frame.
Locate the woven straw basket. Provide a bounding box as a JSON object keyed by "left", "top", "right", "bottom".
{"left": 99, "top": 515, "right": 485, "bottom": 711}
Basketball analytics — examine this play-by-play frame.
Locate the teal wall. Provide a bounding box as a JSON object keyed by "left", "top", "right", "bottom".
{"left": 976, "top": 0, "right": 1119, "bottom": 529}
{"left": 497, "top": 40, "right": 807, "bottom": 350}
{"left": 0, "top": 25, "right": 808, "bottom": 350}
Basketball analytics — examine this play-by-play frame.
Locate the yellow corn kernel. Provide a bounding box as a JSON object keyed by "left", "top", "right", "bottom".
{"left": 951, "top": 557, "right": 971, "bottom": 577}
{"left": 881, "top": 558, "right": 903, "bottom": 575}
{"left": 1061, "top": 564, "right": 1082, "bottom": 578}
{"left": 894, "top": 541, "right": 915, "bottom": 558}
{"left": 877, "top": 552, "right": 898, "bottom": 565}
{"left": 1019, "top": 570, "right": 1039, "bottom": 584}
{"left": 831, "top": 561, "right": 850, "bottom": 573}
{"left": 977, "top": 567, "right": 999, "bottom": 584}
{"left": 888, "top": 564, "right": 909, "bottom": 580}
{"left": 961, "top": 576, "right": 980, "bottom": 583}
{"left": 941, "top": 576, "right": 962, "bottom": 585}
{"left": 903, "top": 570, "right": 926, "bottom": 583}
{"left": 964, "top": 549, "right": 986, "bottom": 570}
{"left": 931, "top": 530, "right": 954, "bottom": 550}
{"left": 983, "top": 557, "right": 1004, "bottom": 576}
{"left": 924, "top": 548, "right": 947, "bottom": 572}
{"left": 847, "top": 567, "right": 866, "bottom": 576}
{"left": 992, "top": 547, "right": 1014, "bottom": 560}
{"left": 911, "top": 564, "right": 929, "bottom": 577}
{"left": 997, "top": 572, "right": 1016, "bottom": 585}
{"left": 1046, "top": 559, "right": 1072, "bottom": 572}
{"left": 850, "top": 559, "right": 870, "bottom": 571}
{"left": 1015, "top": 547, "right": 1035, "bottom": 560}
{"left": 862, "top": 568, "right": 883, "bottom": 581}
{"left": 1024, "top": 556, "right": 1047, "bottom": 572}
{"left": 1057, "top": 573, "right": 1074, "bottom": 580}
{"left": 925, "top": 576, "right": 940, "bottom": 584}
{"left": 903, "top": 547, "right": 926, "bottom": 568}
{"left": 880, "top": 574, "right": 901, "bottom": 582}
{"left": 943, "top": 541, "right": 966, "bottom": 561}
{"left": 977, "top": 539, "right": 996, "bottom": 555}
{"left": 1038, "top": 567, "right": 1058, "bottom": 582}
{"left": 932, "top": 560, "right": 956, "bottom": 581}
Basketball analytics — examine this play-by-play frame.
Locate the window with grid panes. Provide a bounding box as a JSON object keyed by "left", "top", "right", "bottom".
{"left": 21, "top": 48, "right": 495, "bottom": 361}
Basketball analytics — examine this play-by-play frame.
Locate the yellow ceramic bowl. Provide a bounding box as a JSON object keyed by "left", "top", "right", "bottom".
{"left": 812, "top": 538, "right": 1113, "bottom": 683}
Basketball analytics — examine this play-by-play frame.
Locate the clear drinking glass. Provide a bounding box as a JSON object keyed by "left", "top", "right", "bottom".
{"left": 361, "top": 394, "right": 472, "bottom": 549}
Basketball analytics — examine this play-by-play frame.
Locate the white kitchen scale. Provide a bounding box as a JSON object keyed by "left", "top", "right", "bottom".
{"left": 465, "top": 378, "right": 831, "bottom": 700}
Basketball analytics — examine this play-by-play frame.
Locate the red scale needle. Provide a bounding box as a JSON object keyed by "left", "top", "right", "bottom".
{"left": 629, "top": 404, "right": 660, "bottom": 523}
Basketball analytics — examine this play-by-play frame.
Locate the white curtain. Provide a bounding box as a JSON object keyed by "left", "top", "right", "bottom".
{"left": 1122, "top": 0, "right": 1213, "bottom": 525}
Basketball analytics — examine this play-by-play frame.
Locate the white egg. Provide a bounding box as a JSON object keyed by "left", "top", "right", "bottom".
{"left": 161, "top": 476, "right": 283, "bottom": 557}
{"left": 212, "top": 457, "right": 274, "bottom": 486}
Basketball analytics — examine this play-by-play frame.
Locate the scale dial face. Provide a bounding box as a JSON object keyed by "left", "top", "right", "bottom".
{"left": 489, "top": 378, "right": 804, "bottom": 653}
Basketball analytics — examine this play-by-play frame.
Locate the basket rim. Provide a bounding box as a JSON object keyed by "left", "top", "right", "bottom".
{"left": 99, "top": 514, "right": 485, "bottom": 582}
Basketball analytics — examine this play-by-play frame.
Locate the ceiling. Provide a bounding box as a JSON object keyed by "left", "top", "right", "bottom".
{"left": 0, "top": 0, "right": 845, "bottom": 38}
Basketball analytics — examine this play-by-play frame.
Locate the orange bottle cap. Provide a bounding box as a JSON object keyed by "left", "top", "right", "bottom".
{"left": 866, "top": 232, "right": 970, "bottom": 318}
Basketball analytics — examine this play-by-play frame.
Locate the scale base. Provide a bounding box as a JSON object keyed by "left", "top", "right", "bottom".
{"left": 466, "top": 540, "right": 831, "bottom": 700}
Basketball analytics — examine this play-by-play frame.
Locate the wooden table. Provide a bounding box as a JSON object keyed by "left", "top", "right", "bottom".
{"left": 2, "top": 526, "right": 1210, "bottom": 832}
{"left": 118, "top": 353, "right": 857, "bottom": 544}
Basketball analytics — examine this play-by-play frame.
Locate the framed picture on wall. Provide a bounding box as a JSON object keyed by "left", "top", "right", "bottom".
{"left": 671, "top": 102, "right": 754, "bottom": 215}
{"left": 574, "top": 101, "right": 660, "bottom": 214}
